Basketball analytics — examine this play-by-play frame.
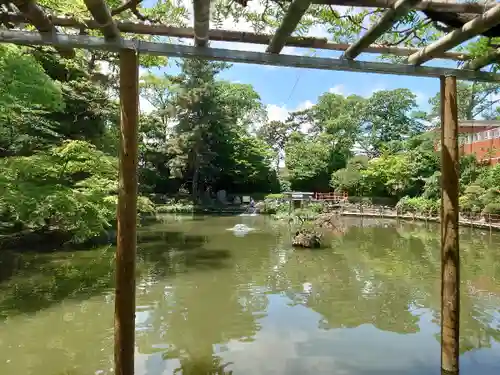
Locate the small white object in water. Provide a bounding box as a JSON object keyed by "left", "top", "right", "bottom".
{"left": 227, "top": 223, "right": 255, "bottom": 236}
{"left": 302, "top": 282, "right": 313, "bottom": 294}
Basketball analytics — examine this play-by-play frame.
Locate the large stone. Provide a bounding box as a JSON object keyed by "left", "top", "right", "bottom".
{"left": 216, "top": 189, "right": 227, "bottom": 204}
{"left": 292, "top": 229, "right": 322, "bottom": 248}
{"left": 315, "top": 213, "right": 343, "bottom": 232}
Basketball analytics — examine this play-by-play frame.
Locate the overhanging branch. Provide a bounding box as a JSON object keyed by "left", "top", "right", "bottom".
{"left": 408, "top": 4, "right": 500, "bottom": 66}
{"left": 300, "top": 0, "right": 492, "bottom": 14}
{"left": 463, "top": 49, "right": 500, "bottom": 70}
{"left": 83, "top": 0, "right": 120, "bottom": 40}
{"left": 342, "top": 0, "right": 422, "bottom": 60}
{"left": 9, "top": 0, "right": 74, "bottom": 57}
{"left": 267, "top": 0, "right": 312, "bottom": 54}
{"left": 193, "top": 0, "right": 210, "bottom": 47}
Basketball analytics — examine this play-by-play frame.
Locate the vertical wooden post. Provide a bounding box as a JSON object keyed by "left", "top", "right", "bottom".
{"left": 440, "top": 75, "right": 460, "bottom": 375}
{"left": 115, "top": 48, "right": 139, "bottom": 375}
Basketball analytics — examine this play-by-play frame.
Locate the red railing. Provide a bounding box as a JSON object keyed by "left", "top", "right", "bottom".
{"left": 314, "top": 192, "right": 348, "bottom": 202}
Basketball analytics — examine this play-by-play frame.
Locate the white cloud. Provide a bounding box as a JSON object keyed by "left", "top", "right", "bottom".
{"left": 266, "top": 104, "right": 290, "bottom": 122}
{"left": 265, "top": 100, "right": 314, "bottom": 133}
{"left": 415, "top": 91, "right": 429, "bottom": 107}
{"left": 329, "top": 84, "right": 346, "bottom": 95}
{"left": 139, "top": 97, "right": 155, "bottom": 114}
{"left": 296, "top": 100, "right": 314, "bottom": 111}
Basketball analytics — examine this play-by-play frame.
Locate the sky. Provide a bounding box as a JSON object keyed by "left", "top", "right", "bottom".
{"left": 137, "top": 0, "right": 459, "bottom": 121}
{"left": 140, "top": 54, "right": 443, "bottom": 122}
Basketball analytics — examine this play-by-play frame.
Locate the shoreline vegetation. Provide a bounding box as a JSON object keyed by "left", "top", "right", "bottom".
{"left": 4, "top": 196, "right": 499, "bottom": 253}
{"left": 3, "top": 45, "right": 500, "bottom": 252}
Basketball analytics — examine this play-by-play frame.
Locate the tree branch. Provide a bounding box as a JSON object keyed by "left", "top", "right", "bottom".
{"left": 111, "top": 0, "right": 161, "bottom": 23}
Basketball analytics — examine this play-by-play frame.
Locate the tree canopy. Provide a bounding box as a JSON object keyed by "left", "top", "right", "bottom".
{"left": 3, "top": 1, "right": 500, "bottom": 243}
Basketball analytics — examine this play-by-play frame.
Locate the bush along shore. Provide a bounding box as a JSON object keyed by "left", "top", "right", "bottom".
{"left": 259, "top": 194, "right": 500, "bottom": 232}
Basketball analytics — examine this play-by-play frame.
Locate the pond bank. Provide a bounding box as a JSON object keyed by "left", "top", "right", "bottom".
{"left": 155, "top": 203, "right": 247, "bottom": 215}
{"left": 328, "top": 209, "right": 500, "bottom": 232}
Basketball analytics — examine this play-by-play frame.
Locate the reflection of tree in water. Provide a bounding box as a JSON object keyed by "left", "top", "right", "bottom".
{"left": 267, "top": 221, "right": 500, "bottom": 354}
{"left": 135, "top": 230, "right": 271, "bottom": 375}
{"left": 397, "top": 223, "right": 500, "bottom": 354}
{"left": 274, "top": 229, "right": 422, "bottom": 334}
{"left": 0, "top": 229, "right": 235, "bottom": 375}
{"left": 2, "top": 217, "right": 500, "bottom": 374}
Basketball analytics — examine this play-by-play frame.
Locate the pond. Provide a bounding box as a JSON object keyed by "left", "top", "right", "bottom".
{"left": 0, "top": 215, "right": 500, "bottom": 375}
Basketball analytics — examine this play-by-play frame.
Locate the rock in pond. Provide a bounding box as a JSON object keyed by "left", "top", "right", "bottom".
{"left": 292, "top": 229, "right": 322, "bottom": 248}
{"left": 314, "top": 213, "right": 345, "bottom": 234}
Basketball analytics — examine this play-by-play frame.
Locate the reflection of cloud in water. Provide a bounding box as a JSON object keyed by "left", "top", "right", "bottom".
{"left": 215, "top": 294, "right": 446, "bottom": 375}
{"left": 302, "top": 282, "right": 312, "bottom": 294}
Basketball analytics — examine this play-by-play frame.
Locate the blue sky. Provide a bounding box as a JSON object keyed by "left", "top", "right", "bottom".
{"left": 138, "top": 0, "right": 461, "bottom": 121}
{"left": 140, "top": 50, "right": 449, "bottom": 122}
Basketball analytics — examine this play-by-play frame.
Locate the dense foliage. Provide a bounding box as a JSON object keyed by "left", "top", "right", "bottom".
{"left": 0, "top": 45, "right": 278, "bottom": 243}
{"left": 4, "top": 0, "right": 500, "bottom": 243}
{"left": 0, "top": 44, "right": 134, "bottom": 243}
{"left": 256, "top": 83, "right": 500, "bottom": 218}
{"left": 139, "top": 59, "right": 277, "bottom": 200}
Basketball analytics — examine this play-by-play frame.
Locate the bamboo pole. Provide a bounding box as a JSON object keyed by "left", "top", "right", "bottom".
{"left": 440, "top": 75, "right": 460, "bottom": 375}
{"left": 266, "top": 0, "right": 312, "bottom": 54}
{"left": 407, "top": 4, "right": 500, "bottom": 66}
{"left": 342, "top": 0, "right": 421, "bottom": 60}
{"left": 2, "top": 31, "right": 498, "bottom": 81}
{"left": 193, "top": 0, "right": 210, "bottom": 47}
{"left": 9, "top": 0, "right": 74, "bottom": 57}
{"left": 115, "top": 48, "right": 139, "bottom": 375}
{"left": 1, "top": 12, "right": 471, "bottom": 61}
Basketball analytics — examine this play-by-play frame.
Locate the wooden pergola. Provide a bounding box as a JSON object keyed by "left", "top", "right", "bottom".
{"left": 2, "top": 0, "right": 500, "bottom": 374}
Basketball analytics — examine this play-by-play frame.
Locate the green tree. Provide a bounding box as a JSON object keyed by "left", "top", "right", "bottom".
{"left": 0, "top": 45, "right": 64, "bottom": 157}
{"left": 330, "top": 155, "right": 369, "bottom": 195}
{"left": 428, "top": 82, "right": 500, "bottom": 121}
{"left": 308, "top": 93, "right": 365, "bottom": 158}
{"left": 140, "top": 72, "right": 176, "bottom": 127}
{"left": 359, "top": 89, "right": 424, "bottom": 157}
{"left": 0, "top": 140, "right": 154, "bottom": 242}
{"left": 167, "top": 59, "right": 230, "bottom": 201}
{"left": 163, "top": 59, "right": 276, "bottom": 199}
{"left": 285, "top": 133, "right": 346, "bottom": 192}
{"left": 257, "top": 120, "right": 298, "bottom": 169}
{"left": 361, "top": 153, "right": 415, "bottom": 198}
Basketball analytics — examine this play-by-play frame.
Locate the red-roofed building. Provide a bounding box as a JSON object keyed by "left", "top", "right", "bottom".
{"left": 436, "top": 120, "right": 500, "bottom": 165}
{"left": 459, "top": 120, "right": 500, "bottom": 165}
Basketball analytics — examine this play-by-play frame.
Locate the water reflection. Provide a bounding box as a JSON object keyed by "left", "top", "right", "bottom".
{"left": 0, "top": 216, "right": 499, "bottom": 375}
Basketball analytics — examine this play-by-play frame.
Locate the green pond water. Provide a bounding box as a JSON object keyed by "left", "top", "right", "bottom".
{"left": 1, "top": 215, "right": 500, "bottom": 375}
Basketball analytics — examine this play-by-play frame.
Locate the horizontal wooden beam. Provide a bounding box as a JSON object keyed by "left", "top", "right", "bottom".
{"left": 462, "top": 49, "right": 500, "bottom": 70}
{"left": 310, "top": 0, "right": 491, "bottom": 14}
{"left": 83, "top": 0, "right": 120, "bottom": 40}
{"left": 9, "top": 0, "right": 74, "bottom": 57}
{"left": 1, "top": 12, "right": 471, "bottom": 61}
{"left": 343, "top": 0, "right": 422, "bottom": 60}
{"left": 267, "top": 0, "right": 312, "bottom": 54}
{"left": 0, "top": 31, "right": 498, "bottom": 82}
{"left": 407, "top": 4, "right": 500, "bottom": 66}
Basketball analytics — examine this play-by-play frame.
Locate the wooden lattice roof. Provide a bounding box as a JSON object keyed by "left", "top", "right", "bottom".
{"left": 1, "top": 0, "right": 500, "bottom": 81}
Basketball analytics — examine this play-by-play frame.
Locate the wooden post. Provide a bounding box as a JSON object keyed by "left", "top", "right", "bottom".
{"left": 440, "top": 75, "right": 460, "bottom": 375}
{"left": 115, "top": 48, "right": 139, "bottom": 375}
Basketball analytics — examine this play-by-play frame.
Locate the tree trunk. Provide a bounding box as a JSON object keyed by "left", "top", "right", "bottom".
{"left": 191, "top": 144, "right": 200, "bottom": 203}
